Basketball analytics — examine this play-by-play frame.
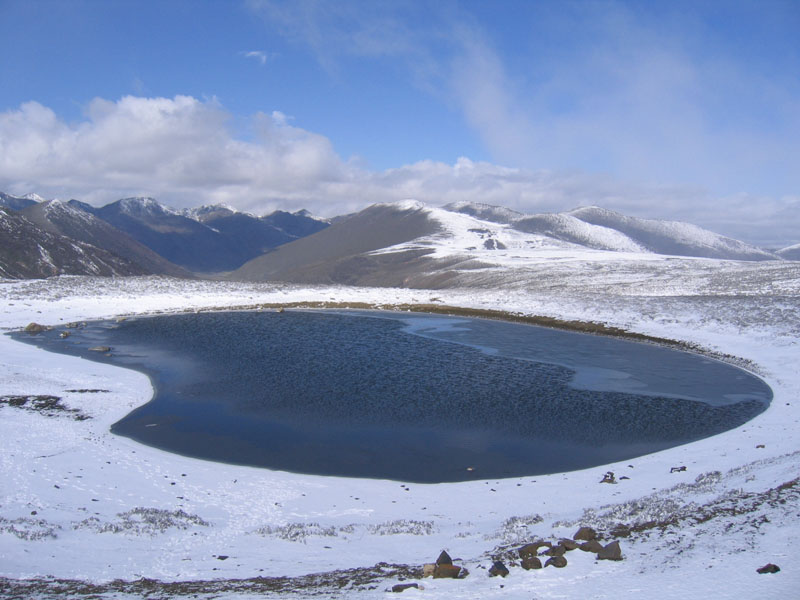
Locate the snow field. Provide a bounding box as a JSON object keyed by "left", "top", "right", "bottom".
{"left": 0, "top": 265, "right": 799, "bottom": 598}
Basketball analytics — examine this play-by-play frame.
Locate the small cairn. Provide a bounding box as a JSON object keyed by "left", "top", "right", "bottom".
{"left": 422, "top": 550, "right": 466, "bottom": 579}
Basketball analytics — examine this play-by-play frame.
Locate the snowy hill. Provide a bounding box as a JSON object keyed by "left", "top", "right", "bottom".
{"left": 443, "top": 200, "right": 524, "bottom": 224}
{"left": 512, "top": 212, "right": 646, "bottom": 252}
{"left": 567, "top": 206, "right": 777, "bottom": 261}
{"left": 232, "top": 200, "right": 783, "bottom": 286}
{"left": 777, "top": 243, "right": 800, "bottom": 261}
{"left": 1, "top": 190, "right": 790, "bottom": 281}
{"left": 445, "top": 202, "right": 777, "bottom": 261}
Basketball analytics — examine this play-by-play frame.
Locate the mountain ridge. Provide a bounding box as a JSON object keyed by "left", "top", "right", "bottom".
{"left": 0, "top": 206, "right": 150, "bottom": 278}
{"left": 2, "top": 191, "right": 797, "bottom": 282}
{"left": 21, "top": 200, "right": 192, "bottom": 278}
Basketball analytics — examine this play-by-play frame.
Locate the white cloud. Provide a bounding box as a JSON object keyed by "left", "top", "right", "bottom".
{"left": 244, "top": 0, "right": 800, "bottom": 243}
{"left": 0, "top": 96, "right": 354, "bottom": 212}
{"left": 0, "top": 95, "right": 797, "bottom": 247}
{"left": 241, "top": 50, "right": 273, "bottom": 65}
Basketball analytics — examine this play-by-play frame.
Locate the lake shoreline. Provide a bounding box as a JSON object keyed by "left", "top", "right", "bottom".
{"left": 94, "top": 300, "right": 762, "bottom": 375}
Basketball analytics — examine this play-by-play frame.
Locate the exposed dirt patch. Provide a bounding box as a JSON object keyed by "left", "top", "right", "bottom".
{"left": 0, "top": 395, "right": 89, "bottom": 421}
{"left": 0, "top": 562, "right": 420, "bottom": 599}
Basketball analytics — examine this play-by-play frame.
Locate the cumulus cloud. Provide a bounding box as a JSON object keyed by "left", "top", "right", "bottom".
{"left": 0, "top": 95, "right": 797, "bottom": 246}
{"left": 0, "top": 95, "right": 355, "bottom": 212}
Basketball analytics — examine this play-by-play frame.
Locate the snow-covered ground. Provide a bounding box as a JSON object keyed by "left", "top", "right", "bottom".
{"left": 1, "top": 258, "right": 799, "bottom": 598}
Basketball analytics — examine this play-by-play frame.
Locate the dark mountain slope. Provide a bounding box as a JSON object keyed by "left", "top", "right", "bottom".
{"left": 261, "top": 209, "right": 330, "bottom": 238}
{"left": 0, "top": 207, "right": 148, "bottom": 279}
{"left": 91, "top": 198, "right": 327, "bottom": 273}
{"left": 21, "top": 200, "right": 191, "bottom": 278}
{"left": 94, "top": 198, "right": 243, "bottom": 272}
{"left": 231, "top": 202, "right": 441, "bottom": 284}
{"left": 198, "top": 212, "right": 294, "bottom": 259}
{"left": 0, "top": 192, "right": 37, "bottom": 212}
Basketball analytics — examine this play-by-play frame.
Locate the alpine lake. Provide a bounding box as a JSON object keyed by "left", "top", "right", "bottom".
{"left": 13, "top": 309, "right": 772, "bottom": 483}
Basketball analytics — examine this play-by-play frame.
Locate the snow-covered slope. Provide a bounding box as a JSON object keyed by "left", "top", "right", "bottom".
{"left": 1, "top": 267, "right": 799, "bottom": 598}
{"left": 233, "top": 200, "right": 784, "bottom": 287}
{"left": 568, "top": 206, "right": 777, "bottom": 261}
{"left": 777, "top": 242, "right": 800, "bottom": 261}
{"left": 512, "top": 212, "right": 647, "bottom": 252}
{"left": 443, "top": 200, "right": 524, "bottom": 224}
{"left": 443, "top": 202, "right": 778, "bottom": 261}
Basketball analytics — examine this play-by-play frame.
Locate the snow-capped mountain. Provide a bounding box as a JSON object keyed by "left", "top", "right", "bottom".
{"left": 92, "top": 198, "right": 262, "bottom": 272}
{"left": 0, "top": 206, "right": 148, "bottom": 278}
{"left": 180, "top": 203, "right": 241, "bottom": 222}
{"left": 1, "top": 191, "right": 792, "bottom": 281}
{"left": 0, "top": 191, "right": 39, "bottom": 212}
{"left": 21, "top": 200, "right": 191, "bottom": 278}
{"left": 115, "top": 196, "right": 178, "bottom": 218}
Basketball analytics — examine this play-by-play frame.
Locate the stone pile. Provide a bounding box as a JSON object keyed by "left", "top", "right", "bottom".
{"left": 395, "top": 527, "right": 625, "bottom": 591}
{"left": 420, "top": 550, "right": 468, "bottom": 580}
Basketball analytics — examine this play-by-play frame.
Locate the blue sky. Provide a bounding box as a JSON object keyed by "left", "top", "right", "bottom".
{"left": 1, "top": 0, "right": 798, "bottom": 246}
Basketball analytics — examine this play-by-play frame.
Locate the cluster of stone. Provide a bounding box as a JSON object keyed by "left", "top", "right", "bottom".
{"left": 493, "top": 526, "right": 623, "bottom": 578}
{"left": 391, "top": 527, "right": 625, "bottom": 591}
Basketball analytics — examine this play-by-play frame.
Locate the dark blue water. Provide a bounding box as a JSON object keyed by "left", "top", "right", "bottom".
{"left": 13, "top": 310, "right": 771, "bottom": 483}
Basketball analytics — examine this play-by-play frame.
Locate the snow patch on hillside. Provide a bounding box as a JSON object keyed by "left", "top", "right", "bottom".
{"left": 117, "top": 197, "right": 178, "bottom": 217}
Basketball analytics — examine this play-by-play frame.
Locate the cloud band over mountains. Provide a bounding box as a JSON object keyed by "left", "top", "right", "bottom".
{"left": 0, "top": 94, "right": 797, "bottom": 248}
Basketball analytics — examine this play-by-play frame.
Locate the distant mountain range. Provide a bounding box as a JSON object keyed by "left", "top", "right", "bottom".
{"left": 0, "top": 192, "right": 329, "bottom": 278}
{"left": 0, "top": 191, "right": 797, "bottom": 282}
{"left": 20, "top": 199, "right": 191, "bottom": 278}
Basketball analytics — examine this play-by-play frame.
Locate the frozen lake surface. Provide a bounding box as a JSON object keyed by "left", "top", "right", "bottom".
{"left": 14, "top": 310, "right": 771, "bottom": 482}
